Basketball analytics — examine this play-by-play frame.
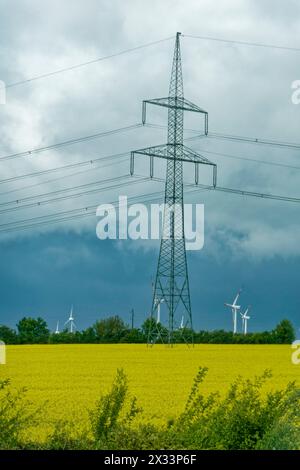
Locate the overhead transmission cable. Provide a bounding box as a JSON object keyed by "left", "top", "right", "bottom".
{"left": 0, "top": 184, "right": 167, "bottom": 233}
{"left": 0, "top": 123, "right": 142, "bottom": 162}
{"left": 1, "top": 175, "right": 300, "bottom": 234}
{"left": 0, "top": 156, "right": 129, "bottom": 197}
{"left": 1, "top": 36, "right": 174, "bottom": 90}
{"left": 183, "top": 34, "right": 300, "bottom": 53}
{"left": 1, "top": 120, "right": 299, "bottom": 170}
{"left": 188, "top": 146, "right": 300, "bottom": 171}
{"left": 146, "top": 122, "right": 300, "bottom": 151}
{"left": 0, "top": 174, "right": 149, "bottom": 214}
{"left": 1, "top": 33, "right": 299, "bottom": 94}
{"left": 0, "top": 150, "right": 129, "bottom": 184}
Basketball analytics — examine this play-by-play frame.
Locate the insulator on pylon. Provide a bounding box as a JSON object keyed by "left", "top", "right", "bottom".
{"left": 213, "top": 165, "right": 217, "bottom": 188}
{"left": 205, "top": 113, "right": 208, "bottom": 135}
{"left": 142, "top": 101, "right": 147, "bottom": 125}
{"left": 195, "top": 163, "right": 199, "bottom": 185}
{"left": 130, "top": 152, "right": 134, "bottom": 176}
{"left": 150, "top": 155, "right": 154, "bottom": 178}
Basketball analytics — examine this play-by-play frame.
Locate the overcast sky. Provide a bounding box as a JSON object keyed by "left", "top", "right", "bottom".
{"left": 0, "top": 0, "right": 300, "bottom": 333}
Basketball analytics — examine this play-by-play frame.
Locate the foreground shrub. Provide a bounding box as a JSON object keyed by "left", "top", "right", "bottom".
{"left": 0, "top": 379, "right": 41, "bottom": 449}
{"left": 164, "top": 368, "right": 300, "bottom": 450}
{"left": 2, "top": 367, "right": 300, "bottom": 450}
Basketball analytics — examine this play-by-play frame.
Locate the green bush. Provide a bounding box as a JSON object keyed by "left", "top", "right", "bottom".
{"left": 90, "top": 368, "right": 142, "bottom": 447}
{"left": 0, "top": 379, "right": 41, "bottom": 449}
{"left": 2, "top": 367, "right": 300, "bottom": 450}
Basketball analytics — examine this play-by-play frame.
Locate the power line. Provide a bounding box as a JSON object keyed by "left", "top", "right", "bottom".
{"left": 150, "top": 176, "right": 300, "bottom": 204}
{"left": 146, "top": 122, "right": 300, "bottom": 151}
{"left": 0, "top": 174, "right": 148, "bottom": 214}
{"left": 0, "top": 185, "right": 166, "bottom": 233}
{"left": 1, "top": 176, "right": 300, "bottom": 235}
{"left": 0, "top": 185, "right": 209, "bottom": 234}
{"left": 184, "top": 34, "right": 300, "bottom": 53}
{"left": 189, "top": 146, "right": 300, "bottom": 171}
{"left": 206, "top": 131, "right": 300, "bottom": 150}
{"left": 0, "top": 157, "right": 128, "bottom": 197}
{"left": 0, "top": 151, "right": 128, "bottom": 185}
{"left": 1, "top": 32, "right": 298, "bottom": 95}
{"left": 0, "top": 123, "right": 141, "bottom": 162}
{"left": 196, "top": 182, "right": 300, "bottom": 203}
{"left": 1, "top": 36, "right": 174, "bottom": 91}
{"left": 1, "top": 120, "right": 299, "bottom": 170}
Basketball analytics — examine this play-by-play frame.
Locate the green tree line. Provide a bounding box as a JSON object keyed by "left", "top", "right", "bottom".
{"left": 0, "top": 316, "right": 295, "bottom": 344}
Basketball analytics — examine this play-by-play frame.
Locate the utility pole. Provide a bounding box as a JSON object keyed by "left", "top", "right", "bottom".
{"left": 131, "top": 308, "right": 134, "bottom": 330}
{"left": 130, "top": 33, "right": 217, "bottom": 346}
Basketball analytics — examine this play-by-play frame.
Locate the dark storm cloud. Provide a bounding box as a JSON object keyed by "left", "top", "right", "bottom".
{"left": 0, "top": 0, "right": 300, "bottom": 330}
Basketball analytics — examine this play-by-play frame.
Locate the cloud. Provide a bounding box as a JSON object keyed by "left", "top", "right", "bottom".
{"left": 0, "top": 0, "right": 299, "bottom": 264}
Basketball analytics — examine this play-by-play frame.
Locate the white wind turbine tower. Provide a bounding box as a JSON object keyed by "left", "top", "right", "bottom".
{"left": 180, "top": 315, "right": 184, "bottom": 329}
{"left": 55, "top": 321, "right": 60, "bottom": 334}
{"left": 241, "top": 306, "right": 251, "bottom": 335}
{"left": 64, "top": 305, "right": 76, "bottom": 333}
{"left": 155, "top": 297, "right": 164, "bottom": 324}
{"left": 225, "top": 289, "right": 242, "bottom": 334}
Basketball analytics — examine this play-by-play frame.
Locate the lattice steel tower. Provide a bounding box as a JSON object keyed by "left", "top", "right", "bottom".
{"left": 131, "top": 33, "right": 217, "bottom": 345}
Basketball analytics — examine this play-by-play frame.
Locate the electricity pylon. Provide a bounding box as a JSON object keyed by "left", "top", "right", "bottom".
{"left": 131, "top": 32, "right": 217, "bottom": 345}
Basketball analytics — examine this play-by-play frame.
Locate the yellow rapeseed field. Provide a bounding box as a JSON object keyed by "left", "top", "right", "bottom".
{"left": 0, "top": 344, "right": 299, "bottom": 438}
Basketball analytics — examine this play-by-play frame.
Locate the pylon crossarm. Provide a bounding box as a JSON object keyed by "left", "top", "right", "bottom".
{"left": 143, "top": 97, "right": 207, "bottom": 114}
{"left": 130, "top": 143, "right": 217, "bottom": 186}
{"left": 142, "top": 97, "right": 208, "bottom": 134}
{"left": 131, "top": 143, "right": 215, "bottom": 164}
{"left": 181, "top": 145, "right": 215, "bottom": 165}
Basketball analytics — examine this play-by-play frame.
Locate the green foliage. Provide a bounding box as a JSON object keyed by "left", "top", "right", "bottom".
{"left": 121, "top": 328, "right": 145, "bottom": 343}
{"left": 165, "top": 368, "right": 300, "bottom": 450}
{"left": 141, "top": 318, "right": 170, "bottom": 344}
{"left": 45, "top": 420, "right": 90, "bottom": 450}
{"left": 49, "top": 330, "right": 82, "bottom": 344}
{"left": 94, "top": 316, "right": 128, "bottom": 343}
{"left": 0, "top": 379, "right": 41, "bottom": 449}
{"left": 256, "top": 418, "right": 300, "bottom": 450}
{"left": 90, "top": 369, "right": 142, "bottom": 443}
{"left": 81, "top": 326, "right": 97, "bottom": 343}
{"left": 0, "top": 325, "right": 18, "bottom": 344}
{"left": 0, "top": 316, "right": 296, "bottom": 344}
{"left": 17, "top": 317, "right": 49, "bottom": 344}
{"left": 273, "top": 319, "right": 295, "bottom": 344}
{"left": 1, "top": 368, "right": 300, "bottom": 450}
{"left": 141, "top": 317, "right": 156, "bottom": 338}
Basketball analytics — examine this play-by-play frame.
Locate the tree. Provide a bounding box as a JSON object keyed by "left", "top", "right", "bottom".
{"left": 141, "top": 318, "right": 169, "bottom": 343}
{"left": 273, "top": 319, "right": 295, "bottom": 344}
{"left": 121, "top": 328, "right": 144, "bottom": 343}
{"left": 17, "top": 317, "right": 49, "bottom": 344}
{"left": 81, "top": 326, "right": 97, "bottom": 343}
{"left": 141, "top": 317, "right": 156, "bottom": 339}
{"left": 94, "top": 316, "right": 127, "bottom": 343}
{"left": 0, "top": 325, "right": 18, "bottom": 344}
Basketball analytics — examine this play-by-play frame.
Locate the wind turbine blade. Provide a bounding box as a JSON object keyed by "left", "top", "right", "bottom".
{"left": 233, "top": 289, "right": 242, "bottom": 306}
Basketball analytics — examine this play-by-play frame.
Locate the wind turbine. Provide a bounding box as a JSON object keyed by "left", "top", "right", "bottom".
{"left": 64, "top": 305, "right": 76, "bottom": 333}
{"left": 155, "top": 297, "right": 164, "bottom": 324}
{"left": 55, "top": 321, "right": 60, "bottom": 334}
{"left": 180, "top": 315, "right": 184, "bottom": 329}
{"left": 225, "top": 289, "right": 242, "bottom": 334}
{"left": 241, "top": 306, "right": 251, "bottom": 335}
